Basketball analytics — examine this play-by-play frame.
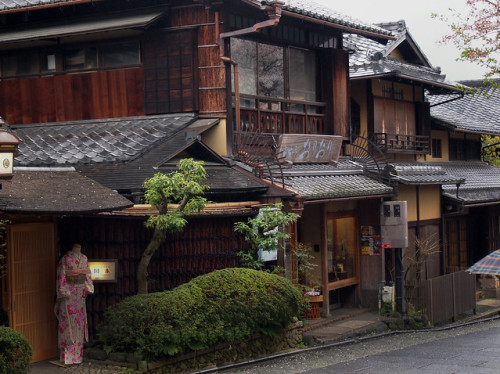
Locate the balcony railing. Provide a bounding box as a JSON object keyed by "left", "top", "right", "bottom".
{"left": 374, "top": 133, "right": 430, "bottom": 154}
{"left": 235, "top": 94, "right": 326, "bottom": 135}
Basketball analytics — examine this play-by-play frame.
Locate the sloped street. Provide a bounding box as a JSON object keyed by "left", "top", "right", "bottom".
{"left": 219, "top": 318, "right": 500, "bottom": 374}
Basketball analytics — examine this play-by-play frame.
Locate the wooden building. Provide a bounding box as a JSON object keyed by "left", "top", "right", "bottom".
{"left": 1, "top": 0, "right": 496, "bottom": 363}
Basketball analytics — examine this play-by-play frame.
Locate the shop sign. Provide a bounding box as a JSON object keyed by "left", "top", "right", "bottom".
{"left": 88, "top": 260, "right": 118, "bottom": 282}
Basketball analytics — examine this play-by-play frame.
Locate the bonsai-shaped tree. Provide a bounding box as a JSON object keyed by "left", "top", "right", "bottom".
{"left": 137, "top": 158, "right": 208, "bottom": 294}
{"left": 234, "top": 203, "right": 298, "bottom": 272}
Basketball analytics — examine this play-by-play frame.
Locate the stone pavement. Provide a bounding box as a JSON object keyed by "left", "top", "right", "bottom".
{"left": 303, "top": 297, "right": 500, "bottom": 346}
{"left": 30, "top": 298, "right": 500, "bottom": 374}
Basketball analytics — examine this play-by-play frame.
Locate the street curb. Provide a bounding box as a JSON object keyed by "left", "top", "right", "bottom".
{"left": 197, "top": 307, "right": 500, "bottom": 373}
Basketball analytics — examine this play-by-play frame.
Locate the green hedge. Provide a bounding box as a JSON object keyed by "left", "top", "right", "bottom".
{"left": 0, "top": 327, "right": 32, "bottom": 374}
{"left": 99, "top": 268, "right": 303, "bottom": 360}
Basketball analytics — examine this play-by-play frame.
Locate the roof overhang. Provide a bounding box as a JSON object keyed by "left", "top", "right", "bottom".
{"left": 0, "top": 0, "right": 104, "bottom": 14}
{"left": 0, "top": 168, "right": 133, "bottom": 215}
{"left": 0, "top": 10, "right": 164, "bottom": 46}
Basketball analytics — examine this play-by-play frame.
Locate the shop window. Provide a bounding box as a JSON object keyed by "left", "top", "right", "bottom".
{"left": 327, "top": 215, "right": 357, "bottom": 283}
{"left": 431, "top": 138, "right": 442, "bottom": 158}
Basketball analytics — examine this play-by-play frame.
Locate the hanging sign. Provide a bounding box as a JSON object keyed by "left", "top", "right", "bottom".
{"left": 278, "top": 134, "right": 343, "bottom": 163}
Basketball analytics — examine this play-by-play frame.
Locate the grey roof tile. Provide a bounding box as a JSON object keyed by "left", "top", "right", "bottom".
{"left": 285, "top": 173, "right": 393, "bottom": 200}
{"left": 261, "top": 0, "right": 392, "bottom": 37}
{"left": 0, "top": 168, "right": 132, "bottom": 214}
{"left": 282, "top": 160, "right": 392, "bottom": 200}
{"left": 11, "top": 113, "right": 197, "bottom": 167}
{"left": 0, "top": 0, "right": 393, "bottom": 38}
{"left": 345, "top": 28, "right": 460, "bottom": 93}
{"left": 385, "top": 163, "right": 465, "bottom": 185}
{"left": 388, "top": 161, "right": 500, "bottom": 205}
{"left": 430, "top": 80, "right": 500, "bottom": 136}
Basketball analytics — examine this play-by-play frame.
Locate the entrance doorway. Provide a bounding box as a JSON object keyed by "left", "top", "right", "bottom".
{"left": 327, "top": 213, "right": 359, "bottom": 285}
{"left": 7, "top": 223, "right": 58, "bottom": 363}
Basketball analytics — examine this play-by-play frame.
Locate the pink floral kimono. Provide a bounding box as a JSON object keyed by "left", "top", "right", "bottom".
{"left": 54, "top": 251, "right": 94, "bottom": 365}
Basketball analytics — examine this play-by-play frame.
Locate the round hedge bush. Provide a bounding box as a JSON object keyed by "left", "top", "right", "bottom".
{"left": 99, "top": 268, "right": 303, "bottom": 360}
{"left": 0, "top": 326, "right": 33, "bottom": 374}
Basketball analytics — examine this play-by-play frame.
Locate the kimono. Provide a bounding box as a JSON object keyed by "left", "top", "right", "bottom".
{"left": 54, "top": 251, "right": 94, "bottom": 365}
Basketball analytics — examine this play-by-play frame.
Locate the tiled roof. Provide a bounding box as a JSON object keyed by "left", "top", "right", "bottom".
{"left": 0, "top": 0, "right": 393, "bottom": 38}
{"left": 282, "top": 160, "right": 393, "bottom": 200}
{"left": 346, "top": 28, "right": 460, "bottom": 93}
{"left": 12, "top": 114, "right": 197, "bottom": 166}
{"left": 0, "top": 0, "right": 72, "bottom": 11}
{"left": 439, "top": 161, "right": 500, "bottom": 205}
{"left": 385, "top": 163, "right": 465, "bottom": 185}
{"left": 11, "top": 114, "right": 268, "bottom": 195}
{"left": 261, "top": 0, "right": 392, "bottom": 38}
{"left": 0, "top": 168, "right": 133, "bottom": 214}
{"left": 430, "top": 80, "right": 500, "bottom": 136}
{"left": 387, "top": 161, "right": 500, "bottom": 205}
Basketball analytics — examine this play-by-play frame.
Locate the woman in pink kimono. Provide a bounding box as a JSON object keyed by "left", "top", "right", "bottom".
{"left": 55, "top": 243, "right": 94, "bottom": 365}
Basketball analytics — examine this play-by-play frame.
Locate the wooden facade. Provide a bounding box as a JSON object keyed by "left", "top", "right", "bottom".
{"left": 57, "top": 214, "right": 250, "bottom": 338}
{"left": 0, "top": 69, "right": 144, "bottom": 124}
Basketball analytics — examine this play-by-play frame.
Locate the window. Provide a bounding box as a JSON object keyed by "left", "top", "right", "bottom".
{"left": 64, "top": 42, "right": 140, "bottom": 70}
{"left": 450, "top": 139, "right": 481, "bottom": 160}
{"left": 1, "top": 41, "right": 140, "bottom": 78}
{"left": 100, "top": 42, "right": 140, "bottom": 67}
{"left": 1, "top": 51, "right": 39, "bottom": 77}
{"left": 64, "top": 47, "right": 97, "bottom": 70}
{"left": 289, "top": 47, "right": 317, "bottom": 112}
{"left": 231, "top": 38, "right": 317, "bottom": 103}
{"left": 431, "top": 139, "right": 442, "bottom": 158}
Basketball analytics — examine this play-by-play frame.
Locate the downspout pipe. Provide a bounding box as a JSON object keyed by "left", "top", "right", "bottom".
{"left": 215, "top": 2, "right": 283, "bottom": 152}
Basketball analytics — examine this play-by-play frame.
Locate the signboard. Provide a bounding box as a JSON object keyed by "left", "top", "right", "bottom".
{"left": 361, "top": 226, "right": 382, "bottom": 256}
{"left": 88, "top": 260, "right": 118, "bottom": 283}
{"left": 278, "top": 134, "right": 343, "bottom": 163}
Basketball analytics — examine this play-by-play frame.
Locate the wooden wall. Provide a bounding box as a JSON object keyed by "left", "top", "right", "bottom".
{"left": 0, "top": 69, "right": 144, "bottom": 125}
{"left": 143, "top": 29, "right": 198, "bottom": 114}
{"left": 57, "top": 214, "right": 249, "bottom": 339}
{"left": 170, "top": 5, "right": 227, "bottom": 117}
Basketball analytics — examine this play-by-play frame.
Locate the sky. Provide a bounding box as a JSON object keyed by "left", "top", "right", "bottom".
{"left": 312, "top": 0, "right": 487, "bottom": 82}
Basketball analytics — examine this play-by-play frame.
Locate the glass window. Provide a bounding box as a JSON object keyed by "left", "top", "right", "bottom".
{"left": 258, "top": 43, "right": 284, "bottom": 98}
{"left": 41, "top": 53, "right": 56, "bottom": 73}
{"left": 16, "top": 51, "right": 39, "bottom": 75}
{"left": 1, "top": 55, "right": 17, "bottom": 77}
{"left": 289, "top": 47, "right": 316, "bottom": 102}
{"left": 327, "top": 215, "right": 357, "bottom": 282}
{"left": 64, "top": 47, "right": 97, "bottom": 70}
{"left": 1, "top": 53, "right": 40, "bottom": 77}
{"left": 431, "top": 138, "right": 442, "bottom": 158}
{"left": 231, "top": 38, "right": 257, "bottom": 96}
{"left": 100, "top": 41, "right": 140, "bottom": 67}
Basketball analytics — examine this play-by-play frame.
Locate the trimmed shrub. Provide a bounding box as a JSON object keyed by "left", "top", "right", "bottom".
{"left": 0, "top": 326, "right": 33, "bottom": 374}
{"left": 99, "top": 268, "right": 303, "bottom": 360}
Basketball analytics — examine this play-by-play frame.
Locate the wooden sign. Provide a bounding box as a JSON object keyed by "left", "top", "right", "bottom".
{"left": 278, "top": 134, "right": 342, "bottom": 163}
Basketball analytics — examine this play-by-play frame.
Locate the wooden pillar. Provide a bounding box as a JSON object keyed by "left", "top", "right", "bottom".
{"left": 320, "top": 204, "right": 330, "bottom": 316}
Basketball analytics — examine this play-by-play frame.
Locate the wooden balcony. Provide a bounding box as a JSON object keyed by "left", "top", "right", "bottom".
{"left": 235, "top": 94, "right": 326, "bottom": 135}
{"left": 374, "top": 133, "right": 430, "bottom": 154}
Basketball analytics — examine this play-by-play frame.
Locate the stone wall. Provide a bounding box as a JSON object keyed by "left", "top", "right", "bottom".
{"left": 85, "top": 321, "right": 303, "bottom": 373}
